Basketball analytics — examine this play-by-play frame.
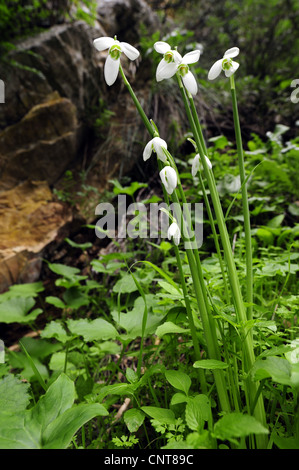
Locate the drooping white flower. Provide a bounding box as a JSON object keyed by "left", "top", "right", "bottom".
{"left": 154, "top": 41, "right": 200, "bottom": 95}
{"left": 159, "top": 166, "right": 178, "bottom": 195}
{"left": 93, "top": 36, "right": 139, "bottom": 86}
{"left": 167, "top": 221, "right": 181, "bottom": 246}
{"left": 208, "top": 47, "right": 240, "bottom": 80}
{"left": 191, "top": 154, "right": 212, "bottom": 177}
{"left": 143, "top": 137, "right": 168, "bottom": 163}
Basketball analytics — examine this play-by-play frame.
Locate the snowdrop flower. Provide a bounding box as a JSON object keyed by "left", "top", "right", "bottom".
{"left": 167, "top": 221, "right": 181, "bottom": 246}
{"left": 208, "top": 47, "right": 240, "bottom": 80}
{"left": 159, "top": 166, "right": 178, "bottom": 195}
{"left": 154, "top": 41, "right": 200, "bottom": 95}
{"left": 143, "top": 137, "right": 168, "bottom": 163}
{"left": 93, "top": 36, "right": 139, "bottom": 86}
{"left": 191, "top": 154, "right": 212, "bottom": 177}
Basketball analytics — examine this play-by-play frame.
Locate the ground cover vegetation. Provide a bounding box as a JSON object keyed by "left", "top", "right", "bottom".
{"left": 0, "top": 0, "right": 298, "bottom": 450}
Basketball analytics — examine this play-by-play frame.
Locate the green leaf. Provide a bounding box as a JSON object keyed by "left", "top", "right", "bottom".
{"left": 67, "top": 318, "right": 118, "bottom": 342}
{"left": 41, "top": 321, "right": 69, "bottom": 344}
{"left": 47, "top": 263, "right": 81, "bottom": 278}
{"left": 185, "top": 395, "right": 211, "bottom": 432}
{"left": 1, "top": 282, "right": 44, "bottom": 300}
{"left": 251, "top": 357, "right": 292, "bottom": 386}
{"left": 124, "top": 409, "right": 145, "bottom": 433}
{"left": 213, "top": 413, "right": 268, "bottom": 442}
{"left": 155, "top": 321, "right": 190, "bottom": 338}
{"left": 0, "top": 297, "right": 42, "bottom": 324}
{"left": 141, "top": 406, "right": 176, "bottom": 425}
{"left": 0, "top": 374, "right": 30, "bottom": 417}
{"left": 193, "top": 359, "right": 229, "bottom": 370}
{"left": 42, "top": 403, "right": 108, "bottom": 449}
{"left": 165, "top": 370, "right": 191, "bottom": 395}
{"left": 97, "top": 383, "right": 137, "bottom": 401}
{"left": 267, "top": 214, "right": 284, "bottom": 228}
{"left": 113, "top": 274, "right": 139, "bottom": 294}
{"left": 45, "top": 296, "right": 66, "bottom": 309}
{"left": 64, "top": 238, "right": 92, "bottom": 250}
{"left": 170, "top": 392, "right": 188, "bottom": 406}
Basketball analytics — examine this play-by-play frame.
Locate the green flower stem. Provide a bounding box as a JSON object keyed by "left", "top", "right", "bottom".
{"left": 119, "top": 65, "right": 210, "bottom": 394}
{"left": 181, "top": 80, "right": 268, "bottom": 447}
{"left": 170, "top": 186, "right": 231, "bottom": 414}
{"left": 157, "top": 160, "right": 207, "bottom": 394}
{"left": 230, "top": 74, "right": 253, "bottom": 323}
{"left": 197, "top": 171, "right": 231, "bottom": 304}
{"left": 119, "top": 64, "right": 154, "bottom": 137}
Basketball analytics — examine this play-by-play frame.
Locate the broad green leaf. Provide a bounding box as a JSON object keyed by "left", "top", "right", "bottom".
{"left": 165, "top": 370, "right": 191, "bottom": 395}
{"left": 0, "top": 282, "right": 44, "bottom": 300}
{"left": 67, "top": 318, "right": 118, "bottom": 341}
{"left": 155, "top": 321, "right": 190, "bottom": 338}
{"left": 272, "top": 432, "right": 299, "bottom": 450}
{"left": 47, "top": 263, "right": 81, "bottom": 278}
{"left": 0, "top": 297, "right": 42, "bottom": 324}
{"left": 41, "top": 321, "right": 70, "bottom": 344}
{"left": 113, "top": 274, "right": 139, "bottom": 294}
{"left": 193, "top": 359, "right": 229, "bottom": 370}
{"left": 185, "top": 395, "right": 211, "bottom": 432}
{"left": 0, "top": 374, "right": 30, "bottom": 416}
{"left": 45, "top": 296, "right": 66, "bottom": 309}
{"left": 124, "top": 409, "right": 145, "bottom": 433}
{"left": 141, "top": 406, "right": 176, "bottom": 425}
{"left": 97, "top": 383, "right": 137, "bottom": 401}
{"left": 26, "top": 373, "right": 75, "bottom": 436}
{"left": 42, "top": 403, "right": 108, "bottom": 449}
{"left": 112, "top": 295, "right": 166, "bottom": 339}
{"left": 158, "top": 281, "right": 182, "bottom": 297}
{"left": 62, "top": 287, "right": 89, "bottom": 309}
{"left": 251, "top": 357, "right": 292, "bottom": 386}
{"left": 267, "top": 214, "right": 284, "bottom": 228}
{"left": 170, "top": 392, "right": 188, "bottom": 406}
{"left": 126, "top": 368, "right": 139, "bottom": 384}
{"left": 213, "top": 413, "right": 268, "bottom": 442}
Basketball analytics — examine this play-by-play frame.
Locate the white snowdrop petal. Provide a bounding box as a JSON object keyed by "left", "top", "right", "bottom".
{"left": 168, "top": 222, "right": 181, "bottom": 245}
{"left": 156, "top": 59, "right": 178, "bottom": 82}
{"left": 104, "top": 55, "right": 120, "bottom": 86}
{"left": 208, "top": 59, "right": 223, "bottom": 80}
{"left": 120, "top": 42, "right": 140, "bottom": 60}
{"left": 182, "top": 50, "right": 200, "bottom": 65}
{"left": 154, "top": 41, "right": 171, "bottom": 54}
{"left": 191, "top": 154, "right": 200, "bottom": 177}
{"left": 93, "top": 37, "right": 115, "bottom": 51}
{"left": 143, "top": 140, "right": 153, "bottom": 161}
{"left": 153, "top": 138, "right": 167, "bottom": 162}
{"left": 182, "top": 71, "right": 198, "bottom": 95}
{"left": 224, "top": 47, "right": 240, "bottom": 59}
{"left": 224, "top": 60, "right": 239, "bottom": 77}
{"left": 205, "top": 155, "right": 212, "bottom": 169}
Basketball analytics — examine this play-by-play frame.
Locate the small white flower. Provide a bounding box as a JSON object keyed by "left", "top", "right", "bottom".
{"left": 93, "top": 36, "right": 139, "bottom": 86}
{"left": 167, "top": 221, "right": 181, "bottom": 246}
{"left": 159, "top": 166, "right": 178, "bottom": 195}
{"left": 208, "top": 47, "right": 239, "bottom": 80}
{"left": 191, "top": 154, "right": 212, "bottom": 177}
{"left": 154, "top": 41, "right": 200, "bottom": 95}
{"left": 143, "top": 137, "right": 168, "bottom": 163}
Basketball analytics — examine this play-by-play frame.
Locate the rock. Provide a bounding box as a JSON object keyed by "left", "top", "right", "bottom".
{"left": 0, "top": 94, "right": 80, "bottom": 191}
{"left": 97, "top": 0, "right": 160, "bottom": 41}
{"left": 0, "top": 180, "right": 72, "bottom": 292}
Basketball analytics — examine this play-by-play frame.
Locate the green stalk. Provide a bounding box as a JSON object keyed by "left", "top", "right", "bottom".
{"left": 157, "top": 160, "right": 207, "bottom": 394}
{"left": 119, "top": 64, "right": 154, "bottom": 137}
{"left": 179, "top": 77, "right": 267, "bottom": 447}
{"left": 230, "top": 74, "right": 253, "bottom": 323}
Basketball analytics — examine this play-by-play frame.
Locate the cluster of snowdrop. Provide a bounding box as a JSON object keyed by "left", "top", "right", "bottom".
{"left": 93, "top": 36, "right": 240, "bottom": 245}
